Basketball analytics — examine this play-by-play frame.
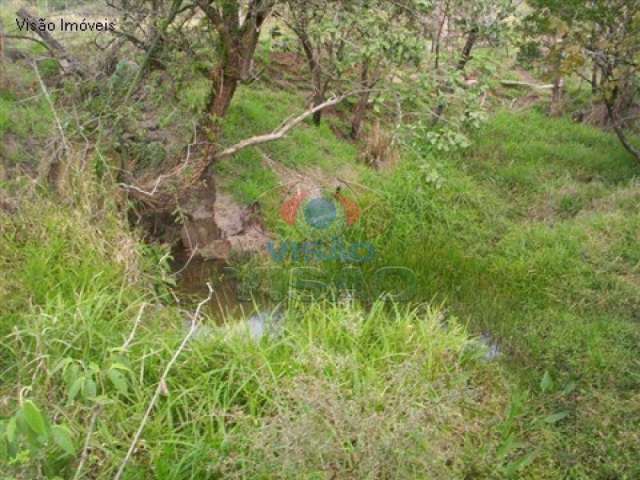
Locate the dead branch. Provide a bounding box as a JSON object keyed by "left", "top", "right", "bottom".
{"left": 500, "top": 80, "right": 554, "bottom": 90}
{"left": 16, "top": 8, "right": 85, "bottom": 76}
{"left": 214, "top": 93, "right": 357, "bottom": 160}
{"left": 113, "top": 284, "right": 214, "bottom": 480}
{"left": 4, "top": 34, "right": 51, "bottom": 52}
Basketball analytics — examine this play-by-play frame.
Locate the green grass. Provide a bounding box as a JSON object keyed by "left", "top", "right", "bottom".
{"left": 2, "top": 70, "right": 640, "bottom": 478}
{"left": 216, "top": 86, "right": 362, "bottom": 206}
{"left": 0, "top": 63, "right": 53, "bottom": 166}
{"left": 1, "top": 194, "right": 524, "bottom": 479}
{"left": 358, "top": 111, "right": 640, "bottom": 477}
{"left": 223, "top": 102, "right": 640, "bottom": 477}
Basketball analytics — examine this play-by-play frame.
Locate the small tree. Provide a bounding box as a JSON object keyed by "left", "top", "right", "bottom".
{"left": 524, "top": 0, "right": 640, "bottom": 161}
{"left": 347, "top": 0, "right": 425, "bottom": 139}
{"left": 431, "top": 0, "right": 515, "bottom": 125}
{"left": 282, "top": 0, "right": 352, "bottom": 125}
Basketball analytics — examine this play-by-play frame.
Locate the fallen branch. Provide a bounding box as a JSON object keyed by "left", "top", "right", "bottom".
{"left": 500, "top": 80, "right": 554, "bottom": 90}
{"left": 214, "top": 92, "right": 359, "bottom": 160}
{"left": 4, "top": 34, "right": 51, "bottom": 52}
{"left": 16, "top": 8, "right": 85, "bottom": 76}
{"left": 113, "top": 284, "right": 214, "bottom": 480}
{"left": 33, "top": 61, "right": 67, "bottom": 189}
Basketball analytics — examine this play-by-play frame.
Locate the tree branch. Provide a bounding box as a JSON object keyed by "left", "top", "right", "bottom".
{"left": 4, "top": 34, "right": 52, "bottom": 52}
{"left": 214, "top": 92, "right": 361, "bottom": 160}
{"left": 16, "top": 8, "right": 85, "bottom": 76}
{"left": 605, "top": 95, "right": 640, "bottom": 163}
{"left": 113, "top": 285, "right": 214, "bottom": 480}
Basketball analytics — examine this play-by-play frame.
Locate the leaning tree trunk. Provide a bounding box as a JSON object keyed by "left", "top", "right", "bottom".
{"left": 296, "top": 31, "right": 326, "bottom": 126}
{"left": 16, "top": 8, "right": 85, "bottom": 76}
{"left": 603, "top": 81, "right": 640, "bottom": 164}
{"left": 457, "top": 27, "right": 478, "bottom": 71}
{"left": 132, "top": 0, "right": 272, "bottom": 260}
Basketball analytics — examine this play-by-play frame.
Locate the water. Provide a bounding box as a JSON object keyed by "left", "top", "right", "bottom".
{"left": 173, "top": 253, "right": 280, "bottom": 342}
{"left": 478, "top": 332, "right": 502, "bottom": 361}
{"left": 172, "top": 255, "right": 258, "bottom": 321}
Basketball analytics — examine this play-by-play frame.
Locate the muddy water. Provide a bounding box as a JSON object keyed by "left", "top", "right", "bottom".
{"left": 172, "top": 255, "right": 266, "bottom": 323}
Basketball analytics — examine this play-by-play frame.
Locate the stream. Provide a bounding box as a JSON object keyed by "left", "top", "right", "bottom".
{"left": 172, "top": 254, "right": 502, "bottom": 359}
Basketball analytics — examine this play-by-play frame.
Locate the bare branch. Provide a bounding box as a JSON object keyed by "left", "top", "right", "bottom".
{"left": 17, "top": 8, "right": 85, "bottom": 76}
{"left": 4, "top": 34, "right": 52, "bottom": 52}
{"left": 214, "top": 92, "right": 363, "bottom": 160}
{"left": 113, "top": 284, "right": 214, "bottom": 480}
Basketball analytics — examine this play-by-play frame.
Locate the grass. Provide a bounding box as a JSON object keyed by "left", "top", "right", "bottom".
{"left": 359, "top": 111, "right": 640, "bottom": 477}
{"left": 0, "top": 63, "right": 53, "bottom": 166}
{"left": 2, "top": 59, "right": 640, "bottom": 478}
{"left": 1, "top": 193, "right": 524, "bottom": 479}
{"left": 216, "top": 85, "right": 363, "bottom": 206}
{"left": 216, "top": 89, "right": 640, "bottom": 477}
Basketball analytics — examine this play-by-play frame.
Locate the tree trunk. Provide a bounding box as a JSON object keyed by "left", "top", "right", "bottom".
{"left": 296, "top": 30, "right": 325, "bottom": 126}
{"left": 0, "top": 19, "right": 4, "bottom": 63}
{"left": 207, "top": 64, "right": 239, "bottom": 119}
{"left": 350, "top": 63, "right": 371, "bottom": 140}
{"left": 457, "top": 27, "right": 478, "bottom": 71}
{"left": 310, "top": 64, "right": 325, "bottom": 126}
{"left": 433, "top": 6, "right": 447, "bottom": 69}
{"left": 129, "top": 1, "right": 274, "bottom": 259}
{"left": 350, "top": 91, "right": 370, "bottom": 140}
{"left": 432, "top": 27, "right": 477, "bottom": 127}
{"left": 603, "top": 82, "right": 640, "bottom": 164}
{"left": 16, "top": 8, "right": 85, "bottom": 76}
{"left": 312, "top": 86, "right": 325, "bottom": 126}
{"left": 550, "top": 76, "right": 564, "bottom": 117}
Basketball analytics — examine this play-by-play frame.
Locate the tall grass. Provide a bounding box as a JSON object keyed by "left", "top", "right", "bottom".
{"left": 0, "top": 190, "right": 521, "bottom": 478}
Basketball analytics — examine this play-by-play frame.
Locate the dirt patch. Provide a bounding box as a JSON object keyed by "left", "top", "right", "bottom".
{"left": 259, "top": 148, "right": 362, "bottom": 199}
{"left": 193, "top": 191, "right": 270, "bottom": 260}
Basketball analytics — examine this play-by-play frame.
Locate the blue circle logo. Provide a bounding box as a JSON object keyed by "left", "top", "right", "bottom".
{"left": 304, "top": 197, "right": 338, "bottom": 230}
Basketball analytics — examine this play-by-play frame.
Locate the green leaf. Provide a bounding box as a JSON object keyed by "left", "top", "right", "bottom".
{"left": 110, "top": 362, "right": 132, "bottom": 373}
{"left": 84, "top": 378, "right": 97, "bottom": 399}
{"left": 544, "top": 411, "right": 569, "bottom": 424}
{"left": 22, "top": 401, "right": 47, "bottom": 437}
{"left": 540, "top": 371, "right": 554, "bottom": 393}
{"left": 51, "top": 357, "right": 73, "bottom": 376}
{"left": 505, "top": 449, "right": 539, "bottom": 476}
{"left": 562, "top": 381, "right": 577, "bottom": 396}
{"left": 108, "top": 369, "right": 128, "bottom": 396}
{"left": 69, "top": 377, "right": 85, "bottom": 401}
{"left": 6, "top": 417, "right": 17, "bottom": 444}
{"left": 51, "top": 425, "right": 75, "bottom": 456}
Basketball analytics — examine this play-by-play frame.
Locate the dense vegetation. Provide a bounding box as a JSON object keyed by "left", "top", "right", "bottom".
{"left": 1, "top": 0, "right": 639, "bottom": 478}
